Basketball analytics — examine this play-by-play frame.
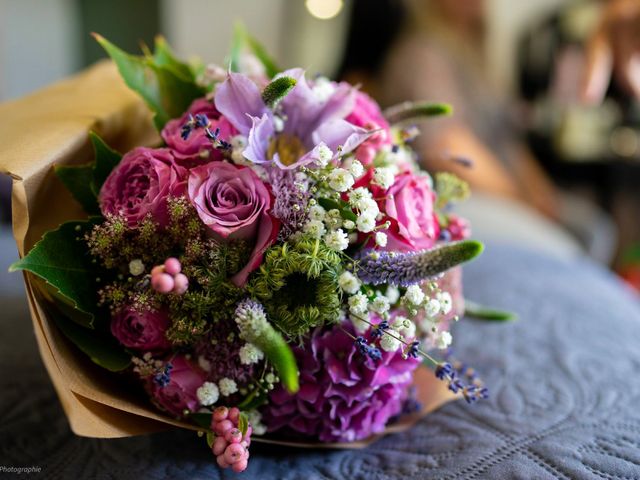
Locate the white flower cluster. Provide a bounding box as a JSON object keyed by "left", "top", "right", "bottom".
{"left": 239, "top": 343, "right": 264, "bottom": 365}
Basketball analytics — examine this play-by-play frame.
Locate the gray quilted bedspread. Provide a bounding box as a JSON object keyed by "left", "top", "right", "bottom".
{"left": 1, "top": 241, "right": 640, "bottom": 479}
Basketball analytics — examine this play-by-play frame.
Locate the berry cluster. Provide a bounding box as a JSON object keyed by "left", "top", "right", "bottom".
{"left": 151, "top": 257, "right": 189, "bottom": 294}
{"left": 210, "top": 406, "right": 252, "bottom": 473}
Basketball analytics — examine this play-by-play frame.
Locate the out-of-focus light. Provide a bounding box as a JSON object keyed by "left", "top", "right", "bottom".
{"left": 305, "top": 0, "right": 343, "bottom": 20}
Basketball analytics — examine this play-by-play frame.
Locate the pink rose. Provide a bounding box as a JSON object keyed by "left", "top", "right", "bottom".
{"left": 384, "top": 172, "right": 440, "bottom": 251}
{"left": 148, "top": 355, "right": 205, "bottom": 417}
{"left": 110, "top": 305, "right": 171, "bottom": 352}
{"left": 161, "top": 98, "right": 237, "bottom": 167}
{"left": 444, "top": 214, "right": 471, "bottom": 241}
{"left": 346, "top": 91, "right": 392, "bottom": 166}
{"left": 187, "top": 162, "right": 279, "bottom": 287}
{"left": 99, "top": 147, "right": 185, "bottom": 228}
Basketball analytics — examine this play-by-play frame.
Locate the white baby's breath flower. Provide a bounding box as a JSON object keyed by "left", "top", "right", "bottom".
{"left": 437, "top": 292, "right": 453, "bottom": 315}
{"left": 391, "top": 315, "right": 416, "bottom": 338}
{"left": 327, "top": 168, "right": 354, "bottom": 192}
{"left": 308, "top": 204, "right": 326, "bottom": 222}
{"left": 197, "top": 355, "right": 212, "bottom": 373}
{"left": 351, "top": 314, "right": 369, "bottom": 334}
{"left": 356, "top": 213, "right": 377, "bottom": 233}
{"left": 315, "top": 144, "right": 333, "bottom": 167}
{"left": 230, "top": 135, "right": 249, "bottom": 165}
{"left": 343, "top": 219, "right": 355, "bottom": 230}
{"left": 348, "top": 187, "right": 372, "bottom": 206}
{"left": 385, "top": 285, "right": 400, "bottom": 304}
{"left": 373, "top": 167, "right": 395, "bottom": 189}
{"left": 404, "top": 284, "right": 425, "bottom": 305}
{"left": 218, "top": 378, "right": 238, "bottom": 396}
{"left": 324, "top": 209, "right": 343, "bottom": 230}
{"left": 355, "top": 197, "right": 380, "bottom": 217}
{"left": 380, "top": 329, "right": 401, "bottom": 352}
{"left": 247, "top": 410, "right": 267, "bottom": 436}
{"left": 348, "top": 292, "right": 369, "bottom": 315}
{"left": 196, "top": 382, "right": 219, "bottom": 406}
{"left": 273, "top": 116, "right": 285, "bottom": 132}
{"left": 312, "top": 76, "right": 336, "bottom": 102}
{"left": 370, "top": 296, "right": 390, "bottom": 314}
{"left": 375, "top": 232, "right": 388, "bottom": 247}
{"left": 348, "top": 160, "right": 364, "bottom": 178}
{"left": 435, "top": 331, "right": 453, "bottom": 349}
{"left": 303, "top": 219, "right": 326, "bottom": 238}
{"left": 239, "top": 343, "right": 264, "bottom": 365}
{"left": 425, "top": 298, "right": 441, "bottom": 318}
{"left": 338, "top": 271, "right": 361, "bottom": 294}
{"left": 128, "top": 259, "right": 145, "bottom": 276}
{"left": 324, "top": 229, "right": 349, "bottom": 251}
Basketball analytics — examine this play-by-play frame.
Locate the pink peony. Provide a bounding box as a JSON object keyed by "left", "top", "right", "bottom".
{"left": 148, "top": 355, "right": 206, "bottom": 418}
{"left": 187, "top": 161, "right": 279, "bottom": 287}
{"left": 262, "top": 322, "right": 419, "bottom": 442}
{"left": 384, "top": 172, "right": 440, "bottom": 251}
{"left": 110, "top": 305, "right": 171, "bottom": 352}
{"left": 161, "top": 98, "right": 238, "bottom": 167}
{"left": 346, "top": 91, "right": 392, "bottom": 166}
{"left": 99, "top": 147, "right": 185, "bottom": 228}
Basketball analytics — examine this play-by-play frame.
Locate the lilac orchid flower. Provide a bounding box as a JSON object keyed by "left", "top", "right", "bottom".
{"left": 214, "top": 69, "right": 371, "bottom": 169}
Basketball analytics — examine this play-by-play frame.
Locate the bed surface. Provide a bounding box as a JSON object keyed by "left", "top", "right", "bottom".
{"left": 2, "top": 234, "right": 640, "bottom": 479}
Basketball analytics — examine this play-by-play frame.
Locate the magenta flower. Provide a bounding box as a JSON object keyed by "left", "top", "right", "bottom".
{"left": 99, "top": 147, "right": 186, "bottom": 228}
{"left": 262, "top": 322, "right": 419, "bottom": 442}
{"left": 110, "top": 305, "right": 171, "bottom": 352}
{"left": 148, "top": 355, "right": 206, "bottom": 418}
{"left": 214, "top": 70, "right": 371, "bottom": 169}
{"left": 161, "top": 98, "right": 238, "bottom": 167}
{"left": 187, "top": 161, "right": 279, "bottom": 286}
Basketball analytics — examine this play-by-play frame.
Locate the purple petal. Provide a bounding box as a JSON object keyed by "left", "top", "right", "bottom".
{"left": 214, "top": 72, "right": 266, "bottom": 134}
{"left": 312, "top": 119, "right": 372, "bottom": 155}
{"left": 243, "top": 114, "right": 274, "bottom": 164}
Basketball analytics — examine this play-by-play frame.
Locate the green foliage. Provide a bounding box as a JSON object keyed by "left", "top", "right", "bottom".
{"left": 464, "top": 300, "right": 517, "bottom": 322}
{"left": 54, "top": 132, "right": 122, "bottom": 216}
{"left": 237, "top": 388, "right": 268, "bottom": 410}
{"left": 206, "top": 431, "right": 215, "bottom": 448}
{"left": 249, "top": 238, "right": 342, "bottom": 339}
{"left": 47, "top": 305, "right": 130, "bottom": 371}
{"left": 318, "top": 198, "right": 357, "bottom": 222}
{"left": 384, "top": 101, "right": 452, "bottom": 124}
{"left": 238, "top": 412, "right": 249, "bottom": 436}
{"left": 230, "top": 22, "right": 280, "bottom": 78}
{"left": 10, "top": 219, "right": 104, "bottom": 327}
{"left": 94, "top": 34, "right": 205, "bottom": 130}
{"left": 435, "top": 172, "right": 470, "bottom": 210}
{"left": 262, "top": 76, "right": 296, "bottom": 108}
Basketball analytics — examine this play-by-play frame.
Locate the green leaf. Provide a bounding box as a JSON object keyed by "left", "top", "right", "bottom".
{"left": 230, "top": 22, "right": 280, "bottom": 78}
{"left": 189, "top": 412, "right": 213, "bottom": 429}
{"left": 318, "top": 198, "right": 357, "bottom": 222}
{"left": 47, "top": 305, "right": 130, "bottom": 371}
{"left": 94, "top": 33, "right": 204, "bottom": 129}
{"left": 9, "top": 219, "right": 103, "bottom": 326}
{"left": 464, "top": 300, "right": 517, "bottom": 322}
{"left": 262, "top": 76, "right": 296, "bottom": 108}
{"left": 55, "top": 164, "right": 100, "bottom": 215}
{"left": 206, "top": 431, "right": 215, "bottom": 448}
{"left": 384, "top": 102, "right": 452, "bottom": 124}
{"left": 151, "top": 36, "right": 194, "bottom": 82}
{"left": 237, "top": 388, "right": 268, "bottom": 410}
{"left": 89, "top": 131, "right": 122, "bottom": 195}
{"left": 238, "top": 412, "right": 249, "bottom": 436}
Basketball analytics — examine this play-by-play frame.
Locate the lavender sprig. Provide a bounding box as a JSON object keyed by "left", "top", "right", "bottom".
{"left": 355, "top": 240, "right": 483, "bottom": 287}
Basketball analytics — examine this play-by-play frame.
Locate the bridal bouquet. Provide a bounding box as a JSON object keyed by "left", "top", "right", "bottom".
{"left": 10, "top": 30, "right": 500, "bottom": 473}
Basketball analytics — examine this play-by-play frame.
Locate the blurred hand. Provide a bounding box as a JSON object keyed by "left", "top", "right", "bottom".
{"left": 582, "top": 0, "right": 640, "bottom": 103}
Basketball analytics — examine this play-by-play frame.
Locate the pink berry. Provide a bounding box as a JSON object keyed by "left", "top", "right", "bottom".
{"left": 151, "top": 265, "right": 165, "bottom": 276}
{"left": 223, "top": 443, "right": 246, "bottom": 464}
{"left": 225, "top": 428, "right": 242, "bottom": 444}
{"left": 213, "top": 406, "right": 229, "bottom": 422}
{"left": 151, "top": 272, "right": 174, "bottom": 293}
{"left": 164, "top": 257, "right": 182, "bottom": 275}
{"left": 240, "top": 440, "right": 250, "bottom": 449}
{"left": 216, "top": 454, "right": 230, "bottom": 469}
{"left": 172, "top": 273, "right": 189, "bottom": 294}
{"left": 228, "top": 407, "right": 240, "bottom": 423}
{"left": 232, "top": 457, "right": 248, "bottom": 473}
{"left": 215, "top": 419, "right": 233, "bottom": 435}
{"left": 212, "top": 436, "right": 228, "bottom": 456}
{"left": 244, "top": 425, "right": 252, "bottom": 438}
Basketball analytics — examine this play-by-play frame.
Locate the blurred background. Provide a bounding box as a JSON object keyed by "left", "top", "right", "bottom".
{"left": 1, "top": 0, "right": 639, "bottom": 293}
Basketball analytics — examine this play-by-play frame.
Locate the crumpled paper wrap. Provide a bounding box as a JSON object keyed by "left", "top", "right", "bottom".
{"left": 0, "top": 61, "right": 458, "bottom": 447}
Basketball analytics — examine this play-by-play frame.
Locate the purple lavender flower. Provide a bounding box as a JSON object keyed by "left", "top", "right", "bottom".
{"left": 269, "top": 168, "right": 309, "bottom": 240}
{"left": 214, "top": 70, "right": 371, "bottom": 169}
{"left": 262, "top": 322, "right": 419, "bottom": 442}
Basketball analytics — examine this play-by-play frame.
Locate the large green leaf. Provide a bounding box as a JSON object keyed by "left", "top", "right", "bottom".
{"left": 89, "top": 131, "right": 122, "bottom": 195}
{"left": 230, "top": 22, "right": 280, "bottom": 78}
{"left": 94, "top": 34, "right": 205, "bottom": 129}
{"left": 10, "top": 219, "right": 103, "bottom": 326}
{"left": 151, "top": 36, "right": 194, "bottom": 82}
{"left": 47, "top": 305, "right": 131, "bottom": 372}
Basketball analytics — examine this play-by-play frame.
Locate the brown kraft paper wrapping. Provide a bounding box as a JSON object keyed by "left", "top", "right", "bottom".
{"left": 0, "top": 61, "right": 459, "bottom": 447}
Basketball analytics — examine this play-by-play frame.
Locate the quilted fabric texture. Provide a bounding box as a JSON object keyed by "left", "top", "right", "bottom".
{"left": 1, "top": 241, "right": 640, "bottom": 479}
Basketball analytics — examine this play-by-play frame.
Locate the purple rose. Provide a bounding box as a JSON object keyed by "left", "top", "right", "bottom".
{"left": 110, "top": 305, "right": 172, "bottom": 352}
{"left": 161, "top": 98, "right": 238, "bottom": 167}
{"left": 99, "top": 147, "right": 186, "bottom": 228}
{"left": 187, "top": 161, "right": 279, "bottom": 287}
{"left": 148, "top": 355, "right": 206, "bottom": 418}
